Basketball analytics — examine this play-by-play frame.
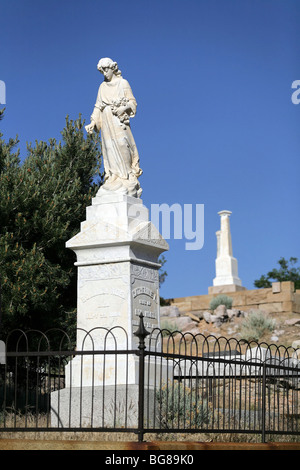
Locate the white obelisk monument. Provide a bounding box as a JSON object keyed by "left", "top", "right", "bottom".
{"left": 209, "top": 210, "right": 245, "bottom": 294}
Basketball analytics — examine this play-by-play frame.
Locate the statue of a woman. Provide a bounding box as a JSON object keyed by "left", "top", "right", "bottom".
{"left": 85, "top": 58, "right": 142, "bottom": 198}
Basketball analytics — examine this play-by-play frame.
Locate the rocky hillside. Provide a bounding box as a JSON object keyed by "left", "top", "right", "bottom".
{"left": 160, "top": 305, "right": 300, "bottom": 350}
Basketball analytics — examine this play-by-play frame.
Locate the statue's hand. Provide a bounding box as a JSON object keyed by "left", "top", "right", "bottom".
{"left": 85, "top": 122, "right": 95, "bottom": 134}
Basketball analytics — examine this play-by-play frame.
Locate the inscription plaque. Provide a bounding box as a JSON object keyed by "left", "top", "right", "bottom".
{"left": 131, "top": 264, "right": 160, "bottom": 347}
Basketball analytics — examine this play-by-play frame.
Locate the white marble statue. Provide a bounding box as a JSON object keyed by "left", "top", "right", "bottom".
{"left": 85, "top": 58, "right": 142, "bottom": 198}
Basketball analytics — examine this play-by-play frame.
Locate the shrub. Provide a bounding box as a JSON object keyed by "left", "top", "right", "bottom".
{"left": 240, "top": 310, "right": 276, "bottom": 342}
{"left": 160, "top": 320, "right": 181, "bottom": 336}
{"left": 209, "top": 294, "right": 233, "bottom": 311}
{"left": 156, "top": 382, "right": 211, "bottom": 429}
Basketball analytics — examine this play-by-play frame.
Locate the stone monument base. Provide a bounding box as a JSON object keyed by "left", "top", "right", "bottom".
{"left": 208, "top": 284, "right": 247, "bottom": 295}
{"left": 50, "top": 356, "right": 173, "bottom": 428}
{"left": 51, "top": 384, "right": 156, "bottom": 429}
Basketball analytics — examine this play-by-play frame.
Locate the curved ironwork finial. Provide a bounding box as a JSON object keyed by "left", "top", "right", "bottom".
{"left": 133, "top": 312, "right": 150, "bottom": 350}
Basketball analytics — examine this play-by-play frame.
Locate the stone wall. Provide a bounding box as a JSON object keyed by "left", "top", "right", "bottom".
{"left": 170, "top": 281, "right": 300, "bottom": 317}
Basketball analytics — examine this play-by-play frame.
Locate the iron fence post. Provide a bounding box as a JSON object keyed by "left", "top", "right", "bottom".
{"left": 261, "top": 361, "right": 267, "bottom": 443}
{"left": 134, "top": 312, "right": 150, "bottom": 443}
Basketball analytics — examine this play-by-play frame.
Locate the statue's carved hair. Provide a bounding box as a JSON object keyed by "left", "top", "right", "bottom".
{"left": 97, "top": 58, "right": 122, "bottom": 76}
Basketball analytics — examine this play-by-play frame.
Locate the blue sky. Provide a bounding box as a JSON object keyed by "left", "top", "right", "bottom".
{"left": 1, "top": 0, "right": 299, "bottom": 300}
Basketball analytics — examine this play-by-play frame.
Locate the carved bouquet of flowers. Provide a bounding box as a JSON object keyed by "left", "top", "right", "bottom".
{"left": 110, "top": 97, "right": 130, "bottom": 128}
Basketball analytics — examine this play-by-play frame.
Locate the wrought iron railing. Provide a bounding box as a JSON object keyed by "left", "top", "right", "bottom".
{"left": 0, "top": 314, "right": 299, "bottom": 442}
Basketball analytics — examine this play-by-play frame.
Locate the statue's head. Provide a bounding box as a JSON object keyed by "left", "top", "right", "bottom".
{"left": 97, "top": 58, "right": 122, "bottom": 80}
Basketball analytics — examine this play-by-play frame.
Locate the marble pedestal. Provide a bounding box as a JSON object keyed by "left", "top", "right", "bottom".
{"left": 208, "top": 284, "right": 246, "bottom": 294}
{"left": 65, "top": 193, "right": 168, "bottom": 382}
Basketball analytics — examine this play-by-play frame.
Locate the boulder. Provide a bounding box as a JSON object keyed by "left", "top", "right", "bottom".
{"left": 162, "top": 316, "right": 194, "bottom": 331}
{"left": 160, "top": 306, "right": 180, "bottom": 317}
{"left": 186, "top": 312, "right": 201, "bottom": 323}
{"left": 188, "top": 310, "right": 204, "bottom": 321}
{"left": 181, "top": 321, "right": 200, "bottom": 333}
{"left": 203, "top": 309, "right": 226, "bottom": 325}
{"left": 214, "top": 304, "right": 228, "bottom": 318}
{"left": 285, "top": 318, "right": 300, "bottom": 326}
{"left": 203, "top": 311, "right": 212, "bottom": 323}
{"left": 227, "top": 308, "right": 245, "bottom": 319}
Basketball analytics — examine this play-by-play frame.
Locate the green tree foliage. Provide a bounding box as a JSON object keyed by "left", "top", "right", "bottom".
{"left": 158, "top": 254, "right": 171, "bottom": 306}
{"left": 0, "top": 116, "right": 101, "bottom": 335}
{"left": 254, "top": 257, "right": 300, "bottom": 290}
{"left": 158, "top": 254, "right": 167, "bottom": 287}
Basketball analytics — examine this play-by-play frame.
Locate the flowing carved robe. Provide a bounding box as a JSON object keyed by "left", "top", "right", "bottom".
{"left": 91, "top": 76, "right": 142, "bottom": 196}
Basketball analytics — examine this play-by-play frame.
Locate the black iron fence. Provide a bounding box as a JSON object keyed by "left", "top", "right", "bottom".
{"left": 0, "top": 314, "right": 299, "bottom": 442}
